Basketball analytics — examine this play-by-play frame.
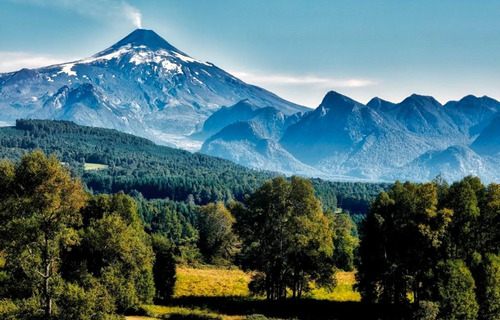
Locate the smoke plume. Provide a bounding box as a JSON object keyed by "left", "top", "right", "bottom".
{"left": 8, "top": 0, "right": 143, "bottom": 29}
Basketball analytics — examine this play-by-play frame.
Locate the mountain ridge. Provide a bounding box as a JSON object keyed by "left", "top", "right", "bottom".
{"left": 202, "top": 90, "right": 500, "bottom": 183}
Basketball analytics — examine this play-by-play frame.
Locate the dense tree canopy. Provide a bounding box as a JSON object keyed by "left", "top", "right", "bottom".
{"left": 357, "top": 177, "right": 500, "bottom": 319}
{"left": 0, "top": 151, "right": 87, "bottom": 318}
{"left": 331, "top": 212, "right": 358, "bottom": 271}
{"left": 437, "top": 259, "right": 478, "bottom": 320}
{"left": 232, "top": 176, "right": 335, "bottom": 299}
{"left": 151, "top": 234, "right": 176, "bottom": 303}
{"left": 197, "top": 202, "right": 239, "bottom": 264}
{"left": 477, "top": 253, "right": 500, "bottom": 320}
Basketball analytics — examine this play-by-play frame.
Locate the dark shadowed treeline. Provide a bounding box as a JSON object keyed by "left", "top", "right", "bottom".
{"left": 357, "top": 176, "right": 500, "bottom": 320}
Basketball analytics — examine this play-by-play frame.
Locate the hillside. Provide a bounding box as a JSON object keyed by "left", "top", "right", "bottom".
{"left": 0, "top": 119, "right": 388, "bottom": 214}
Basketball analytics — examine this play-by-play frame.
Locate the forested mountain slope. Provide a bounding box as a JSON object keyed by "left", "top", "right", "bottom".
{"left": 0, "top": 119, "right": 389, "bottom": 214}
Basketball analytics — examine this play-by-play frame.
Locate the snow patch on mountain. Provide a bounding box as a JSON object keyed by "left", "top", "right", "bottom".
{"left": 58, "top": 63, "right": 77, "bottom": 76}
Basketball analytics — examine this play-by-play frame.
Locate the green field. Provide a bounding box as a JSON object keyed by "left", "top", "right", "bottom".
{"left": 128, "top": 267, "right": 361, "bottom": 320}
{"left": 83, "top": 162, "right": 109, "bottom": 171}
{"left": 174, "top": 268, "right": 252, "bottom": 298}
{"left": 173, "top": 267, "right": 360, "bottom": 301}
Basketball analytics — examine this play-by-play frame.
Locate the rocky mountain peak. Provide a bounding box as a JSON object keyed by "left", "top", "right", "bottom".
{"left": 95, "top": 29, "right": 183, "bottom": 57}
{"left": 319, "top": 91, "right": 363, "bottom": 113}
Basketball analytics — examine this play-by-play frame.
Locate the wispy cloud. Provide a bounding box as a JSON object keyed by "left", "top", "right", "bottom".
{"left": 231, "top": 71, "right": 379, "bottom": 88}
{"left": 6, "top": 0, "right": 142, "bottom": 28}
{"left": 0, "top": 52, "right": 73, "bottom": 73}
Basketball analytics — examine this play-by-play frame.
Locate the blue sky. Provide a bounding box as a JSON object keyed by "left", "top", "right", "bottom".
{"left": 0, "top": 0, "right": 499, "bottom": 108}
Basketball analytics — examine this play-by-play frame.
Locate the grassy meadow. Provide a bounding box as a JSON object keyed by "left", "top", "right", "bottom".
{"left": 83, "top": 162, "right": 109, "bottom": 171}
{"left": 173, "top": 267, "right": 360, "bottom": 301}
{"left": 174, "top": 268, "right": 252, "bottom": 298}
{"left": 127, "top": 267, "right": 364, "bottom": 320}
{"left": 306, "top": 271, "right": 361, "bottom": 302}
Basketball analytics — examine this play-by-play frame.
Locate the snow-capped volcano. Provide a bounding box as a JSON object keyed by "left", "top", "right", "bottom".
{"left": 0, "top": 29, "right": 306, "bottom": 149}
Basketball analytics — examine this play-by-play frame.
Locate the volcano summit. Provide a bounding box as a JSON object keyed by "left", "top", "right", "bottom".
{"left": 0, "top": 29, "right": 306, "bottom": 150}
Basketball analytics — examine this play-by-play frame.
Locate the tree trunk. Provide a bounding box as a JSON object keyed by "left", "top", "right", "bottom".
{"left": 44, "top": 273, "right": 52, "bottom": 319}
{"left": 42, "top": 233, "right": 52, "bottom": 319}
{"left": 413, "top": 279, "right": 419, "bottom": 305}
{"left": 266, "top": 274, "right": 271, "bottom": 300}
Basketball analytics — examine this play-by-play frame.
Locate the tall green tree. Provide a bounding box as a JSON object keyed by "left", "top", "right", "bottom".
{"left": 331, "top": 212, "right": 358, "bottom": 271}
{"left": 476, "top": 254, "right": 500, "bottom": 320}
{"left": 287, "top": 176, "right": 335, "bottom": 298}
{"left": 232, "top": 176, "right": 335, "bottom": 299}
{"left": 0, "top": 151, "right": 86, "bottom": 318}
{"left": 75, "top": 192, "right": 156, "bottom": 311}
{"left": 478, "top": 183, "right": 500, "bottom": 255}
{"left": 151, "top": 234, "right": 176, "bottom": 303}
{"left": 356, "top": 181, "right": 452, "bottom": 304}
{"left": 442, "top": 177, "right": 484, "bottom": 262}
{"left": 355, "top": 195, "right": 389, "bottom": 303}
{"left": 232, "top": 176, "right": 291, "bottom": 299}
{"left": 197, "top": 202, "right": 238, "bottom": 264}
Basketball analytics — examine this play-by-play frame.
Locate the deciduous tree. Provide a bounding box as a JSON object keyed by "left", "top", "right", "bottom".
{"left": 0, "top": 151, "right": 86, "bottom": 318}
{"left": 151, "top": 234, "right": 176, "bottom": 303}
{"left": 197, "top": 202, "right": 238, "bottom": 264}
{"left": 233, "top": 176, "right": 335, "bottom": 299}
{"left": 437, "top": 259, "right": 478, "bottom": 320}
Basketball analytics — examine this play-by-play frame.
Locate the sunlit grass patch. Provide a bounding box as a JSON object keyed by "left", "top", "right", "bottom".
{"left": 306, "top": 271, "right": 361, "bottom": 302}
{"left": 141, "top": 304, "right": 289, "bottom": 320}
{"left": 174, "top": 267, "right": 360, "bottom": 302}
{"left": 84, "top": 162, "right": 109, "bottom": 171}
{"left": 174, "top": 267, "right": 251, "bottom": 298}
